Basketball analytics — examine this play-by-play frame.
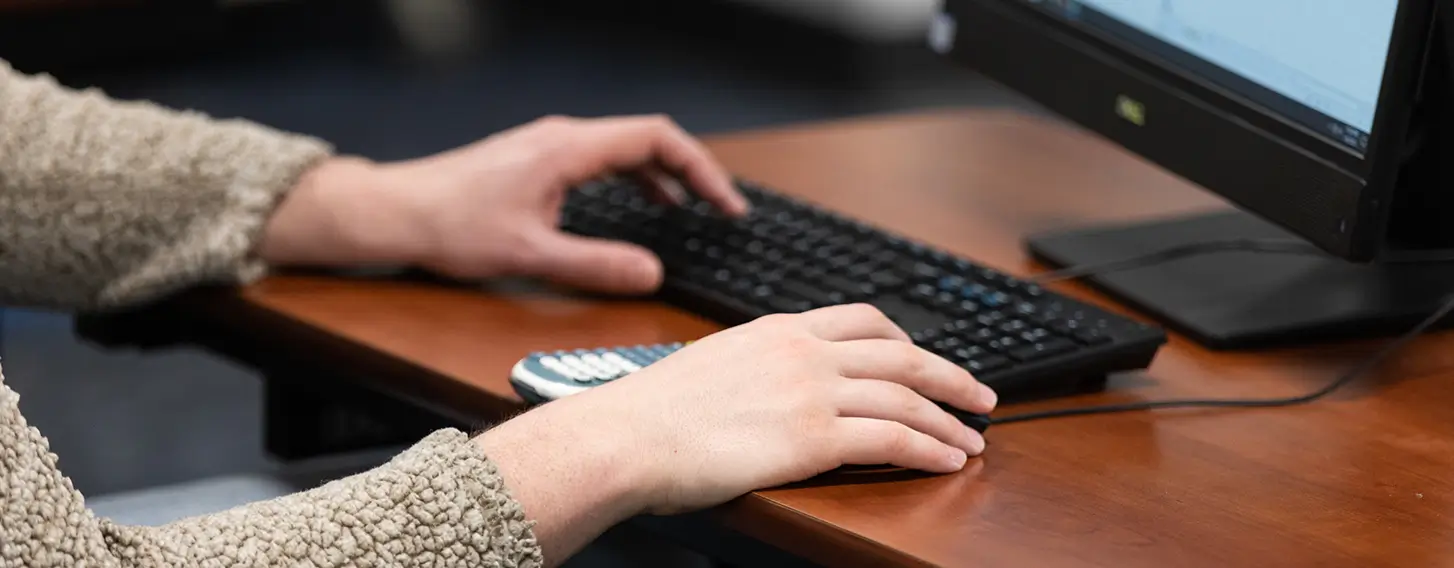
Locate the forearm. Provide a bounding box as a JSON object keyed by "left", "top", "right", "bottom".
{"left": 0, "top": 59, "right": 332, "bottom": 311}
{"left": 3, "top": 396, "right": 543, "bottom": 567}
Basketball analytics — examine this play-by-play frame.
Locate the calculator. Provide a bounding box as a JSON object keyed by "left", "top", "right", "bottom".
{"left": 510, "top": 342, "right": 690, "bottom": 404}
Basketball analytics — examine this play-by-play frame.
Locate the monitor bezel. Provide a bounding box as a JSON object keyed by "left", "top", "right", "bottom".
{"left": 937, "top": 0, "right": 1437, "bottom": 261}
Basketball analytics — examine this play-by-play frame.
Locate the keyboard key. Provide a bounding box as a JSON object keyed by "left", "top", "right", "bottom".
{"left": 967, "top": 328, "right": 999, "bottom": 343}
{"left": 1074, "top": 329, "right": 1113, "bottom": 346}
{"left": 820, "top": 275, "right": 875, "bottom": 300}
{"left": 869, "top": 297, "right": 949, "bottom": 333}
{"left": 999, "top": 320, "right": 1029, "bottom": 334}
{"left": 781, "top": 280, "right": 842, "bottom": 306}
{"left": 869, "top": 271, "right": 907, "bottom": 289}
{"left": 943, "top": 319, "right": 974, "bottom": 334}
{"left": 933, "top": 337, "right": 965, "bottom": 352}
{"left": 907, "top": 262, "right": 940, "bottom": 279}
{"left": 966, "top": 356, "right": 1012, "bottom": 374}
{"left": 767, "top": 296, "right": 812, "bottom": 313}
{"left": 1020, "top": 328, "right": 1052, "bottom": 343}
{"left": 952, "top": 346, "right": 988, "bottom": 362}
{"left": 953, "top": 300, "right": 982, "bottom": 317}
{"left": 986, "top": 336, "right": 1020, "bottom": 353}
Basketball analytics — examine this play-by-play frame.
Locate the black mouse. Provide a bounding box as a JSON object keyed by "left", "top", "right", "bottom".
{"left": 939, "top": 403, "right": 992, "bottom": 434}
{"left": 960, "top": 412, "right": 992, "bottom": 434}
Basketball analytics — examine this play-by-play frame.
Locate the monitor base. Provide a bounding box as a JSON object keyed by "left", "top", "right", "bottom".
{"left": 1026, "top": 211, "right": 1454, "bottom": 350}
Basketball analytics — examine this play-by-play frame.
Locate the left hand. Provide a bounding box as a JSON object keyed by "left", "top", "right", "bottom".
{"left": 260, "top": 114, "right": 749, "bottom": 294}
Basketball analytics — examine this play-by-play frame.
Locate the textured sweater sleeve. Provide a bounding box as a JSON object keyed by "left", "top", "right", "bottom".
{"left": 0, "top": 58, "right": 332, "bottom": 310}
{"left": 0, "top": 366, "right": 545, "bottom": 567}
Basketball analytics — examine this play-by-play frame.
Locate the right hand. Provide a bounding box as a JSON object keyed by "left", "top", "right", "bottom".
{"left": 490, "top": 303, "right": 997, "bottom": 517}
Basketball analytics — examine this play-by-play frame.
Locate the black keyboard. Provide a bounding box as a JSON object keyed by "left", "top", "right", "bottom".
{"left": 560, "top": 178, "right": 1166, "bottom": 395}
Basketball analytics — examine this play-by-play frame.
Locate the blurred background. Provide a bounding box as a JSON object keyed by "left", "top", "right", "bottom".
{"left": 0, "top": 0, "right": 1032, "bottom": 517}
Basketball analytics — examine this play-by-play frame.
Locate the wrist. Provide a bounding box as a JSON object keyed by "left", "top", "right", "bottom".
{"left": 476, "top": 402, "right": 654, "bottom": 518}
{"left": 473, "top": 403, "right": 655, "bottom": 560}
{"left": 260, "top": 156, "right": 433, "bottom": 269}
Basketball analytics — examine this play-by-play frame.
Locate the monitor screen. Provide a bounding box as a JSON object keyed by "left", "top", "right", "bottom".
{"left": 1028, "top": 0, "right": 1400, "bottom": 154}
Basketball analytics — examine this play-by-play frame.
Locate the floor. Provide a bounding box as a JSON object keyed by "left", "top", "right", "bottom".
{"left": 0, "top": 0, "right": 1032, "bottom": 556}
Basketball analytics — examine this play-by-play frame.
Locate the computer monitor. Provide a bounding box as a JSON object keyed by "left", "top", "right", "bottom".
{"left": 935, "top": 0, "right": 1454, "bottom": 348}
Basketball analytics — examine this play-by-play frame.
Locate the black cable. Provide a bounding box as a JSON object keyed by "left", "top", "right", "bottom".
{"left": 1027, "top": 238, "right": 1324, "bottom": 284}
{"left": 991, "top": 243, "right": 1454, "bottom": 426}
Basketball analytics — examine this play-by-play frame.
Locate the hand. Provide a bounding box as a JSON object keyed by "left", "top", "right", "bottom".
{"left": 478, "top": 304, "right": 998, "bottom": 546}
{"left": 260, "top": 114, "right": 749, "bottom": 293}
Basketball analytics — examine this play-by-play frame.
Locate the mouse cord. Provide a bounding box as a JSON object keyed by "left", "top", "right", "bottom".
{"left": 990, "top": 243, "right": 1454, "bottom": 426}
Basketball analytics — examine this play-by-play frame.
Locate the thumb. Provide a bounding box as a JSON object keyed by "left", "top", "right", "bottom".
{"left": 523, "top": 231, "right": 665, "bottom": 294}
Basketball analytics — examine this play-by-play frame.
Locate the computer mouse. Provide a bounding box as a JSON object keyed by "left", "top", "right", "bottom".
{"left": 939, "top": 403, "right": 992, "bottom": 434}
{"left": 961, "top": 412, "right": 992, "bottom": 434}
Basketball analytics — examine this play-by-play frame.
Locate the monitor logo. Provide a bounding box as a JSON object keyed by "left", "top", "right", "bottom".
{"left": 1115, "top": 95, "right": 1146, "bottom": 126}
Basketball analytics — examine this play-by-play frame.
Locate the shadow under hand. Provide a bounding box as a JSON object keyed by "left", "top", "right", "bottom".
{"left": 783, "top": 458, "right": 988, "bottom": 490}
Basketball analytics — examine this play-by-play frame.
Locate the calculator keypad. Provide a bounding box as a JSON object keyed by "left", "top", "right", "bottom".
{"left": 535, "top": 343, "right": 687, "bottom": 384}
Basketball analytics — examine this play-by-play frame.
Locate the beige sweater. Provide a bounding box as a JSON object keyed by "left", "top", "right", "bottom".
{"left": 0, "top": 60, "right": 543, "bottom": 567}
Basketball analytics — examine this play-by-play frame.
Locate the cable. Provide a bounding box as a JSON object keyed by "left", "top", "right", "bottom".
{"left": 990, "top": 243, "right": 1454, "bottom": 427}
{"left": 1027, "top": 238, "right": 1324, "bottom": 284}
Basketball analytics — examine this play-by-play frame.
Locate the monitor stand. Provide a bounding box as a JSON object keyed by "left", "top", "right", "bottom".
{"left": 1026, "top": 211, "right": 1454, "bottom": 350}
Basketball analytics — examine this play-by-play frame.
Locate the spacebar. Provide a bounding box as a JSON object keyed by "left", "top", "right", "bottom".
{"left": 869, "top": 296, "right": 950, "bottom": 333}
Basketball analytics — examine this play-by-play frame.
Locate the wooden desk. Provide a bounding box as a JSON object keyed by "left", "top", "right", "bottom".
{"left": 127, "top": 110, "right": 1454, "bottom": 567}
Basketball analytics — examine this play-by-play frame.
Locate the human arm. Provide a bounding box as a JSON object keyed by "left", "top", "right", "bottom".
{"left": 0, "top": 373, "right": 541, "bottom": 566}
{"left": 0, "top": 59, "right": 746, "bottom": 310}
{"left": 2, "top": 303, "right": 996, "bottom": 567}
{"left": 0, "top": 58, "right": 333, "bottom": 309}
{"left": 0, "top": 58, "right": 997, "bottom": 566}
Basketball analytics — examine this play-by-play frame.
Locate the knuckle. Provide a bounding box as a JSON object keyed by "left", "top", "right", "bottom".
{"left": 780, "top": 333, "right": 821, "bottom": 357}
{"left": 892, "top": 342, "right": 928, "bottom": 376}
{"left": 851, "top": 301, "right": 888, "bottom": 320}
{"left": 890, "top": 383, "right": 926, "bottom": 415}
{"left": 499, "top": 230, "right": 545, "bottom": 274}
{"left": 881, "top": 425, "right": 914, "bottom": 456}
{"left": 646, "top": 113, "right": 679, "bottom": 130}
{"left": 756, "top": 312, "right": 794, "bottom": 328}
{"left": 534, "top": 114, "right": 575, "bottom": 130}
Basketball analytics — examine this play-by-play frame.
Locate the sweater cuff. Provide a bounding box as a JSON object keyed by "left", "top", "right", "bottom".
{"left": 95, "top": 121, "right": 334, "bottom": 306}
{"left": 417, "top": 429, "right": 546, "bottom": 567}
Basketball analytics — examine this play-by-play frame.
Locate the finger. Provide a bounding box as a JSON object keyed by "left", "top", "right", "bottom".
{"left": 830, "top": 339, "right": 997, "bottom": 414}
{"left": 793, "top": 303, "right": 912, "bottom": 343}
{"left": 834, "top": 379, "right": 985, "bottom": 456}
{"left": 520, "top": 231, "right": 664, "bottom": 294}
{"left": 630, "top": 166, "right": 688, "bottom": 207}
{"left": 834, "top": 417, "right": 969, "bottom": 473}
{"left": 560, "top": 116, "right": 749, "bottom": 216}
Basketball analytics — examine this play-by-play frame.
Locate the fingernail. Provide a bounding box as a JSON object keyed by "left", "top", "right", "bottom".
{"left": 979, "top": 383, "right": 999, "bottom": 409}
{"left": 947, "top": 448, "right": 968, "bottom": 470}
{"left": 965, "top": 429, "right": 987, "bottom": 455}
{"left": 662, "top": 178, "right": 689, "bottom": 205}
{"left": 731, "top": 194, "right": 751, "bottom": 215}
{"left": 641, "top": 257, "right": 663, "bottom": 283}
